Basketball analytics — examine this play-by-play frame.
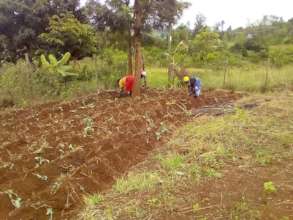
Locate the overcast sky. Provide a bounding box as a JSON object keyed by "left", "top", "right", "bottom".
{"left": 80, "top": 0, "right": 293, "bottom": 29}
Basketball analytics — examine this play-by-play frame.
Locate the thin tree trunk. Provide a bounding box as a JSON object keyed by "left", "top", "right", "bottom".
{"left": 167, "top": 23, "right": 173, "bottom": 87}
{"left": 127, "top": 17, "right": 133, "bottom": 74}
{"left": 132, "top": 0, "right": 143, "bottom": 97}
{"left": 223, "top": 61, "right": 228, "bottom": 88}
{"left": 128, "top": 36, "right": 133, "bottom": 74}
{"left": 263, "top": 59, "right": 270, "bottom": 92}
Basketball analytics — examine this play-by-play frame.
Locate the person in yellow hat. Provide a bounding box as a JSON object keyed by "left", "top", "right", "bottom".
{"left": 183, "top": 76, "right": 190, "bottom": 83}
{"left": 183, "top": 75, "right": 202, "bottom": 97}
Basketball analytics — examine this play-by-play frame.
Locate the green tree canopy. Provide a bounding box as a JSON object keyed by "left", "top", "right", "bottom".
{"left": 39, "top": 14, "right": 98, "bottom": 58}
{"left": 0, "top": 0, "right": 82, "bottom": 61}
{"left": 190, "top": 29, "right": 224, "bottom": 64}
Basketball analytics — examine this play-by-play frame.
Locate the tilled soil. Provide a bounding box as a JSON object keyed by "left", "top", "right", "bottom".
{"left": 0, "top": 89, "right": 240, "bottom": 219}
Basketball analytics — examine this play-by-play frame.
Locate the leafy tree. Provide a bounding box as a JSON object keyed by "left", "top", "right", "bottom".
{"left": 172, "top": 25, "right": 193, "bottom": 46}
{"left": 84, "top": 0, "right": 133, "bottom": 71}
{"left": 190, "top": 29, "right": 224, "bottom": 65}
{"left": 214, "top": 20, "right": 225, "bottom": 38}
{"left": 131, "top": 0, "right": 189, "bottom": 96}
{"left": 0, "top": 0, "right": 82, "bottom": 61}
{"left": 284, "top": 18, "right": 293, "bottom": 43}
{"left": 193, "top": 13, "right": 207, "bottom": 36}
{"left": 39, "top": 14, "right": 98, "bottom": 58}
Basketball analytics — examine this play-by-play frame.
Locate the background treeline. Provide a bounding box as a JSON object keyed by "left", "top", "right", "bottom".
{"left": 1, "top": 0, "right": 293, "bottom": 107}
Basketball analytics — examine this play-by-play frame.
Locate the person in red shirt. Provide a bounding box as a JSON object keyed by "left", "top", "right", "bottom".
{"left": 118, "top": 74, "right": 135, "bottom": 96}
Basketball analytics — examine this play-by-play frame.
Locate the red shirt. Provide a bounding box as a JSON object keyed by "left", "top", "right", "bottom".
{"left": 125, "top": 75, "right": 135, "bottom": 92}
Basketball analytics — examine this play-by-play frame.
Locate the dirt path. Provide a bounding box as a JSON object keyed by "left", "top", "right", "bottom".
{"left": 0, "top": 89, "right": 240, "bottom": 219}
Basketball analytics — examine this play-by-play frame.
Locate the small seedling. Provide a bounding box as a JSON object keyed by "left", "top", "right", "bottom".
{"left": 192, "top": 203, "right": 200, "bottom": 213}
{"left": 264, "top": 181, "right": 277, "bottom": 193}
{"left": 84, "top": 194, "right": 104, "bottom": 207}
{"left": 155, "top": 123, "right": 169, "bottom": 140}
{"left": 231, "top": 197, "right": 260, "bottom": 219}
{"left": 50, "top": 182, "right": 61, "bottom": 195}
{"left": 46, "top": 207, "right": 53, "bottom": 220}
{"left": 83, "top": 117, "right": 94, "bottom": 136}
{"left": 144, "top": 113, "right": 156, "bottom": 129}
{"left": 4, "top": 190, "right": 22, "bottom": 208}
{"left": 33, "top": 173, "right": 48, "bottom": 181}
{"left": 68, "top": 144, "right": 75, "bottom": 151}
{"left": 0, "top": 161, "right": 14, "bottom": 170}
{"left": 204, "top": 168, "right": 222, "bottom": 178}
{"left": 189, "top": 164, "right": 202, "bottom": 181}
{"left": 255, "top": 149, "right": 272, "bottom": 165}
{"left": 35, "top": 156, "right": 50, "bottom": 167}
{"left": 147, "top": 198, "right": 161, "bottom": 207}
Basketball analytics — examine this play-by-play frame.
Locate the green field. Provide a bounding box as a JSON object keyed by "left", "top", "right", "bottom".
{"left": 147, "top": 65, "right": 293, "bottom": 92}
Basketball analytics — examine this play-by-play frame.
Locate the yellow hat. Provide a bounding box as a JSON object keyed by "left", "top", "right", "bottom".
{"left": 183, "top": 76, "right": 190, "bottom": 82}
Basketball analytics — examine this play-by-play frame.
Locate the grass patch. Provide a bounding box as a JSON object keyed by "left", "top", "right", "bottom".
{"left": 255, "top": 148, "right": 273, "bottom": 165}
{"left": 159, "top": 153, "right": 184, "bottom": 171}
{"left": 263, "top": 181, "right": 277, "bottom": 194}
{"left": 83, "top": 194, "right": 104, "bottom": 207}
{"left": 230, "top": 197, "right": 261, "bottom": 220}
{"left": 113, "top": 172, "right": 160, "bottom": 194}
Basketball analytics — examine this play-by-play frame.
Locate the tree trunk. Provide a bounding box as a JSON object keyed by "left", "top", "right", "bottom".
{"left": 167, "top": 23, "right": 173, "bottom": 87}
{"left": 132, "top": 0, "right": 143, "bottom": 97}
{"left": 127, "top": 16, "right": 133, "bottom": 74}
{"left": 128, "top": 33, "right": 133, "bottom": 74}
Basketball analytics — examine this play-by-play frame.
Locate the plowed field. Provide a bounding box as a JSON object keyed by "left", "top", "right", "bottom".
{"left": 0, "top": 89, "right": 240, "bottom": 219}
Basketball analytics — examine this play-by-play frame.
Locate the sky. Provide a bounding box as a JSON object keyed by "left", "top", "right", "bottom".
{"left": 80, "top": 0, "right": 293, "bottom": 29}
{"left": 181, "top": 0, "right": 293, "bottom": 29}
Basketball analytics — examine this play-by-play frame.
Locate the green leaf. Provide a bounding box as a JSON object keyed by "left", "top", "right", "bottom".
{"left": 58, "top": 52, "right": 71, "bottom": 65}
{"left": 56, "top": 69, "right": 77, "bottom": 77}
{"left": 40, "top": 54, "right": 50, "bottom": 68}
{"left": 48, "top": 54, "right": 58, "bottom": 66}
{"left": 59, "top": 65, "right": 72, "bottom": 72}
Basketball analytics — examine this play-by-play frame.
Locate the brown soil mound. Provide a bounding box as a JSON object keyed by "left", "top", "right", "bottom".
{"left": 0, "top": 89, "right": 240, "bottom": 219}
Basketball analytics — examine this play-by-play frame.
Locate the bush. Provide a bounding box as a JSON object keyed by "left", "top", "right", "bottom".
{"left": 0, "top": 60, "right": 36, "bottom": 107}
{"left": 0, "top": 48, "right": 129, "bottom": 107}
{"left": 269, "top": 45, "right": 293, "bottom": 67}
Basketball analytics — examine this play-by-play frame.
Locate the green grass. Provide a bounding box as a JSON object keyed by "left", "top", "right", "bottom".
{"left": 263, "top": 181, "right": 277, "bottom": 194}
{"left": 83, "top": 194, "right": 104, "bottom": 207}
{"left": 147, "top": 65, "right": 293, "bottom": 92}
{"left": 147, "top": 67, "right": 169, "bottom": 88}
{"left": 113, "top": 171, "right": 160, "bottom": 194}
{"left": 158, "top": 153, "right": 184, "bottom": 171}
{"left": 230, "top": 197, "right": 261, "bottom": 220}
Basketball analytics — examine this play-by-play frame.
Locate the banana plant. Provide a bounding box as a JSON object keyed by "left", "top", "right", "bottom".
{"left": 40, "top": 52, "right": 77, "bottom": 78}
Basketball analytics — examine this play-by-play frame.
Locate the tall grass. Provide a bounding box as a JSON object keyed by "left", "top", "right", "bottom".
{"left": 148, "top": 65, "right": 293, "bottom": 92}
{"left": 0, "top": 55, "right": 126, "bottom": 107}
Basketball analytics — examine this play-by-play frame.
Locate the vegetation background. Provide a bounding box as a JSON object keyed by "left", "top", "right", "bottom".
{"left": 0, "top": 0, "right": 293, "bottom": 107}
